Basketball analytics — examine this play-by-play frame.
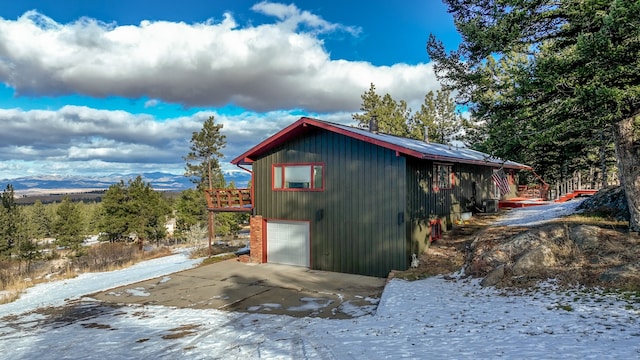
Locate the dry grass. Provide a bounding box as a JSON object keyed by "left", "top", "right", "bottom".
{"left": 0, "top": 243, "right": 173, "bottom": 305}
{"left": 189, "top": 243, "right": 244, "bottom": 259}
{"left": 550, "top": 213, "right": 628, "bottom": 229}
{"left": 393, "top": 208, "right": 640, "bottom": 291}
{"left": 198, "top": 254, "right": 237, "bottom": 267}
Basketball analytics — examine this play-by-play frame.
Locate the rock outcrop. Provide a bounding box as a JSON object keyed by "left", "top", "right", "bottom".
{"left": 468, "top": 223, "right": 640, "bottom": 289}
{"left": 577, "top": 185, "right": 629, "bottom": 221}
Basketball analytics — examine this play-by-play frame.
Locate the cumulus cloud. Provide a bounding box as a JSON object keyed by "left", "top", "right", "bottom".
{"left": 250, "top": 1, "right": 361, "bottom": 36}
{"left": 0, "top": 3, "right": 439, "bottom": 112}
{"left": 0, "top": 106, "right": 351, "bottom": 179}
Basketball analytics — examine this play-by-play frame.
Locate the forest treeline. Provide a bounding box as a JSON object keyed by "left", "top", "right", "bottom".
{"left": 356, "top": 1, "right": 639, "bottom": 231}
{"left": 0, "top": 178, "right": 248, "bottom": 261}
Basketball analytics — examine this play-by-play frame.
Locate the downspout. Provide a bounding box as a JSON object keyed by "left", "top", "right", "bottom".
{"left": 236, "top": 163, "right": 254, "bottom": 213}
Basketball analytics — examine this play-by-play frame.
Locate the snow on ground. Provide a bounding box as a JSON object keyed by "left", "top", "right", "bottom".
{"left": 494, "top": 200, "right": 584, "bottom": 227}
{"left": 1, "top": 201, "right": 639, "bottom": 359}
{"left": 0, "top": 249, "right": 202, "bottom": 315}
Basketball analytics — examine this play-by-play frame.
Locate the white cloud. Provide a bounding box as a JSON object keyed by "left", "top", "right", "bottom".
{"left": 0, "top": 4, "right": 439, "bottom": 112}
{"left": 251, "top": 1, "right": 361, "bottom": 36}
{"left": 0, "top": 106, "right": 349, "bottom": 179}
{"left": 144, "top": 99, "right": 160, "bottom": 108}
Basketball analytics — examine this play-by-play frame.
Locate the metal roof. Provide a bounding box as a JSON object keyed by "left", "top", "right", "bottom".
{"left": 231, "top": 117, "right": 531, "bottom": 170}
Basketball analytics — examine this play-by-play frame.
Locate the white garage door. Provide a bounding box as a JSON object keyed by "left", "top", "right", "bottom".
{"left": 266, "top": 220, "right": 310, "bottom": 267}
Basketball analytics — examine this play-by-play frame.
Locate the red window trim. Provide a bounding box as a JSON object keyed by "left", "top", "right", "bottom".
{"left": 272, "top": 162, "right": 325, "bottom": 192}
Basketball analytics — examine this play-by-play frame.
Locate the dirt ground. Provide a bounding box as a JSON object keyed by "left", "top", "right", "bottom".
{"left": 393, "top": 213, "right": 503, "bottom": 281}
{"left": 393, "top": 209, "right": 640, "bottom": 291}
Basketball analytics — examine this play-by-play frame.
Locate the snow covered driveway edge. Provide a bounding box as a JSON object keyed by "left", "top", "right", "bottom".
{"left": 0, "top": 250, "right": 202, "bottom": 316}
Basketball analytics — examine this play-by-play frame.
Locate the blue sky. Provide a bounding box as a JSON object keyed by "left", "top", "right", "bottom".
{"left": 0, "top": 0, "right": 461, "bottom": 181}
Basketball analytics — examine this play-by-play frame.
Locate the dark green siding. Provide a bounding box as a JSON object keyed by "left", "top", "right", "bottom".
{"left": 253, "top": 129, "right": 408, "bottom": 277}
{"left": 406, "top": 158, "right": 495, "bottom": 254}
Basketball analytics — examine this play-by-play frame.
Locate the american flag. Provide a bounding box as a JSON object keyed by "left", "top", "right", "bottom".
{"left": 492, "top": 169, "right": 511, "bottom": 196}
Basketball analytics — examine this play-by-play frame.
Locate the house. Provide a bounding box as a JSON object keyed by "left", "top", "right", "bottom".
{"left": 224, "top": 117, "right": 530, "bottom": 278}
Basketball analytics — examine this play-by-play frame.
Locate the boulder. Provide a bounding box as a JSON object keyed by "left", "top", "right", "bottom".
{"left": 481, "top": 265, "right": 505, "bottom": 287}
{"left": 569, "top": 225, "right": 601, "bottom": 251}
{"left": 512, "top": 246, "right": 556, "bottom": 276}
{"left": 599, "top": 262, "right": 640, "bottom": 284}
{"left": 577, "top": 186, "right": 630, "bottom": 221}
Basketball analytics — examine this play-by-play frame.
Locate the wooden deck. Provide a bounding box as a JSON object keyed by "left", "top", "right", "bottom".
{"left": 553, "top": 189, "right": 598, "bottom": 202}
{"left": 499, "top": 197, "right": 550, "bottom": 209}
{"left": 499, "top": 189, "right": 599, "bottom": 209}
{"left": 204, "top": 188, "right": 253, "bottom": 212}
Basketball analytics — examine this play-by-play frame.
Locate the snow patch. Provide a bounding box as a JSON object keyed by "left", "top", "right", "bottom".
{"left": 125, "top": 287, "right": 150, "bottom": 297}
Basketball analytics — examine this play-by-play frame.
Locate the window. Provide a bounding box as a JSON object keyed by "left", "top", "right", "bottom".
{"left": 273, "top": 163, "right": 324, "bottom": 191}
{"left": 433, "top": 163, "right": 454, "bottom": 190}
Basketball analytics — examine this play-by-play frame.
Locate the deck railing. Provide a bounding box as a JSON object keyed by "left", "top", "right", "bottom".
{"left": 548, "top": 171, "right": 619, "bottom": 201}
{"left": 204, "top": 188, "right": 252, "bottom": 212}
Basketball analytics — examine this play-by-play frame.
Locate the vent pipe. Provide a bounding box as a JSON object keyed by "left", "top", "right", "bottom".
{"left": 424, "top": 126, "right": 429, "bottom": 143}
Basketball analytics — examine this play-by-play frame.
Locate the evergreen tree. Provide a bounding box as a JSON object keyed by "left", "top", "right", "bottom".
{"left": 79, "top": 202, "right": 101, "bottom": 235}
{"left": 353, "top": 83, "right": 463, "bottom": 143}
{"left": 53, "top": 197, "right": 84, "bottom": 255}
{"left": 174, "top": 188, "right": 207, "bottom": 241}
{"left": 184, "top": 115, "right": 227, "bottom": 255}
{"left": 0, "top": 205, "right": 10, "bottom": 256}
{"left": 27, "top": 200, "right": 53, "bottom": 239}
{"left": 410, "top": 89, "right": 463, "bottom": 144}
{"left": 0, "top": 184, "right": 18, "bottom": 256}
{"left": 352, "top": 83, "right": 411, "bottom": 136}
{"left": 427, "top": 0, "right": 640, "bottom": 231}
{"left": 98, "top": 181, "right": 130, "bottom": 242}
{"left": 99, "top": 177, "right": 170, "bottom": 248}
{"left": 184, "top": 116, "right": 227, "bottom": 191}
{"left": 128, "top": 177, "right": 170, "bottom": 247}
{"left": 17, "top": 239, "right": 39, "bottom": 272}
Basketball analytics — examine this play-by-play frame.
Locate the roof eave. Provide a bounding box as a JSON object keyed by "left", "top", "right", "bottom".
{"left": 230, "top": 116, "right": 533, "bottom": 170}
{"left": 420, "top": 154, "right": 531, "bottom": 170}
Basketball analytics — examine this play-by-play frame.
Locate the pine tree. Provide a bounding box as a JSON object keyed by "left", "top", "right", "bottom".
{"left": 352, "top": 83, "right": 411, "bottom": 136}
{"left": 427, "top": 0, "right": 640, "bottom": 231}
{"left": 53, "top": 197, "right": 84, "bottom": 256}
{"left": 0, "top": 184, "right": 18, "bottom": 256}
{"left": 99, "top": 177, "right": 170, "bottom": 249}
{"left": 184, "top": 116, "right": 226, "bottom": 191}
{"left": 98, "top": 181, "right": 130, "bottom": 242}
{"left": 27, "top": 200, "right": 53, "bottom": 239}
{"left": 410, "top": 89, "right": 463, "bottom": 144}
{"left": 184, "top": 115, "right": 227, "bottom": 255}
{"left": 174, "top": 188, "right": 207, "bottom": 241}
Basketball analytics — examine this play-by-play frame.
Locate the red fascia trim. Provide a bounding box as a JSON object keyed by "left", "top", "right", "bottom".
{"left": 308, "top": 119, "right": 427, "bottom": 159}
{"left": 231, "top": 116, "right": 532, "bottom": 170}
{"left": 231, "top": 118, "right": 312, "bottom": 165}
{"left": 231, "top": 117, "right": 425, "bottom": 164}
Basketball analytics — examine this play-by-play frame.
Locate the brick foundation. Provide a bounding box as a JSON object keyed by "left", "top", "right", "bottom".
{"left": 249, "top": 215, "right": 264, "bottom": 263}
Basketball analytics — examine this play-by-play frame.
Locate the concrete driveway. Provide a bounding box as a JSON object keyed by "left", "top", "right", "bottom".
{"left": 89, "top": 260, "right": 387, "bottom": 319}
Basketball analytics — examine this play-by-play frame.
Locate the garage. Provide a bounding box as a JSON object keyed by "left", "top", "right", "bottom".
{"left": 266, "top": 220, "right": 310, "bottom": 267}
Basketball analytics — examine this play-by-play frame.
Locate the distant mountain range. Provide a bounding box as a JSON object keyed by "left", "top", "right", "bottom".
{"left": 1, "top": 171, "right": 251, "bottom": 195}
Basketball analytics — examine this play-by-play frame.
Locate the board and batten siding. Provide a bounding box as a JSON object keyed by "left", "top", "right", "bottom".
{"left": 406, "top": 158, "right": 496, "bottom": 255}
{"left": 253, "top": 129, "right": 409, "bottom": 278}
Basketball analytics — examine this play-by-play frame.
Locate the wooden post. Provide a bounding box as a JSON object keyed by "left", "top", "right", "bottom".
{"left": 578, "top": 171, "right": 582, "bottom": 190}
{"left": 208, "top": 210, "right": 214, "bottom": 257}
